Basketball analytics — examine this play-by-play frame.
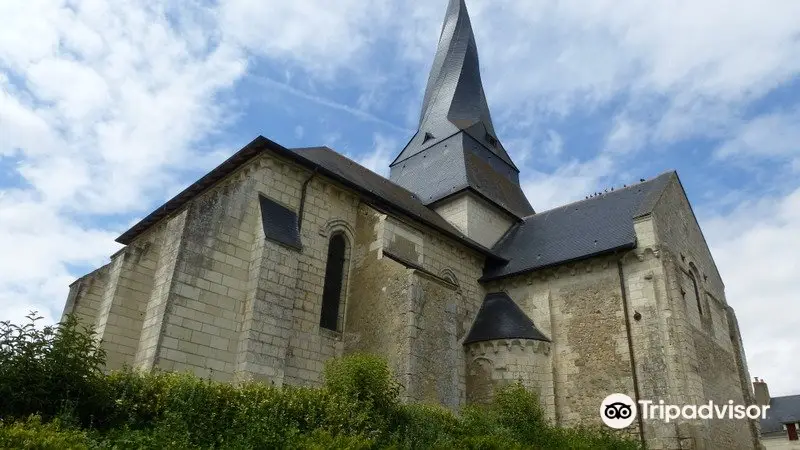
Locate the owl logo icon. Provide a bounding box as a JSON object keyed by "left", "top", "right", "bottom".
{"left": 600, "top": 393, "right": 637, "bottom": 429}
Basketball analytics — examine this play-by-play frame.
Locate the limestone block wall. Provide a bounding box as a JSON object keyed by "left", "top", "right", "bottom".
{"left": 134, "top": 211, "right": 186, "bottom": 371}
{"left": 465, "top": 339, "right": 554, "bottom": 419}
{"left": 64, "top": 149, "right": 491, "bottom": 393}
{"left": 484, "top": 255, "right": 640, "bottom": 435}
{"left": 345, "top": 206, "right": 487, "bottom": 407}
{"left": 477, "top": 206, "right": 758, "bottom": 449}
{"left": 234, "top": 232, "right": 300, "bottom": 385}
{"left": 91, "top": 235, "right": 160, "bottom": 371}
{"left": 651, "top": 177, "right": 760, "bottom": 450}
{"left": 465, "top": 194, "right": 516, "bottom": 248}
{"left": 433, "top": 194, "right": 469, "bottom": 236}
{"left": 280, "top": 174, "right": 360, "bottom": 387}
{"left": 344, "top": 208, "right": 417, "bottom": 393}
{"left": 136, "top": 170, "right": 257, "bottom": 381}
{"left": 433, "top": 192, "right": 516, "bottom": 249}
{"left": 62, "top": 264, "right": 109, "bottom": 329}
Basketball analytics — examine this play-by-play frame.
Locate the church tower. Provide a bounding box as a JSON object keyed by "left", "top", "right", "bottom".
{"left": 389, "top": 0, "right": 534, "bottom": 249}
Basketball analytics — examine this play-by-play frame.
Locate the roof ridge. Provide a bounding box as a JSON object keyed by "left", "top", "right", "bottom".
{"left": 524, "top": 170, "right": 677, "bottom": 218}
{"left": 292, "top": 146, "right": 424, "bottom": 200}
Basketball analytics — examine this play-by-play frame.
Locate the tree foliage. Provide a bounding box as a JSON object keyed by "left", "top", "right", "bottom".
{"left": 0, "top": 313, "right": 639, "bottom": 449}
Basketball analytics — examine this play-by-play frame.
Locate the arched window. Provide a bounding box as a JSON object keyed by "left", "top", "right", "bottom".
{"left": 320, "top": 233, "right": 348, "bottom": 331}
{"left": 689, "top": 271, "right": 702, "bottom": 315}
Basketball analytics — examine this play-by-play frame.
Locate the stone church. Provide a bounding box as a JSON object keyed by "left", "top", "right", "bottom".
{"left": 62, "top": 0, "right": 761, "bottom": 448}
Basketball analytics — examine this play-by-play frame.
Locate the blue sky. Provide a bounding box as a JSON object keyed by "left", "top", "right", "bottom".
{"left": 1, "top": 0, "right": 798, "bottom": 396}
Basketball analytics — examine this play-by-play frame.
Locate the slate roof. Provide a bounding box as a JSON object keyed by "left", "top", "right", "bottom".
{"left": 390, "top": 131, "right": 535, "bottom": 218}
{"left": 761, "top": 395, "right": 800, "bottom": 434}
{"left": 289, "top": 146, "right": 503, "bottom": 259}
{"left": 388, "top": 0, "right": 533, "bottom": 219}
{"left": 463, "top": 292, "right": 550, "bottom": 345}
{"left": 392, "top": 0, "right": 510, "bottom": 168}
{"left": 117, "top": 136, "right": 504, "bottom": 261}
{"left": 258, "top": 195, "right": 301, "bottom": 250}
{"left": 482, "top": 172, "right": 675, "bottom": 281}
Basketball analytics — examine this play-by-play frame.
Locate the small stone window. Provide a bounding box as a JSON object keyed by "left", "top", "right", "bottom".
{"left": 320, "top": 233, "right": 348, "bottom": 331}
{"left": 689, "top": 271, "right": 702, "bottom": 315}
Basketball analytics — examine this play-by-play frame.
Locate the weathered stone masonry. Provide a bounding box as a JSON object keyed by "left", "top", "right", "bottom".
{"left": 63, "top": 146, "right": 760, "bottom": 450}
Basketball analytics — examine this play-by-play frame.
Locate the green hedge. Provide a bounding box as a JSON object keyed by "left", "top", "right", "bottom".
{"left": 0, "top": 314, "right": 639, "bottom": 449}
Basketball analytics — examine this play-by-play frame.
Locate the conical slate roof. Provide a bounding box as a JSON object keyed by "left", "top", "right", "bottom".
{"left": 389, "top": 0, "right": 534, "bottom": 218}
{"left": 463, "top": 292, "right": 550, "bottom": 345}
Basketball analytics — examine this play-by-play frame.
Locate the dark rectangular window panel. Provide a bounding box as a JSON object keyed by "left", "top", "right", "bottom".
{"left": 320, "top": 234, "right": 346, "bottom": 331}
{"left": 259, "top": 195, "right": 302, "bottom": 250}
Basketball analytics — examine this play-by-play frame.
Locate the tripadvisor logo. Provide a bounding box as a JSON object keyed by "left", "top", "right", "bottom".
{"left": 600, "top": 393, "right": 637, "bottom": 429}
{"left": 600, "top": 393, "right": 770, "bottom": 429}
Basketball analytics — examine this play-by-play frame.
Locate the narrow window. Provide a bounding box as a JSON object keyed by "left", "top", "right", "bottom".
{"left": 690, "top": 272, "right": 702, "bottom": 315}
{"left": 320, "top": 233, "right": 347, "bottom": 331}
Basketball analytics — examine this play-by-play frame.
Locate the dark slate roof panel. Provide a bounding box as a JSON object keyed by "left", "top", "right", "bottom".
{"left": 259, "top": 195, "right": 301, "bottom": 250}
{"left": 483, "top": 172, "right": 674, "bottom": 280}
{"left": 761, "top": 395, "right": 800, "bottom": 434}
{"left": 387, "top": 0, "right": 532, "bottom": 219}
{"left": 464, "top": 292, "right": 550, "bottom": 344}
{"left": 288, "top": 146, "right": 503, "bottom": 260}
{"left": 392, "top": 0, "right": 514, "bottom": 168}
{"left": 390, "top": 132, "right": 534, "bottom": 219}
{"left": 118, "top": 136, "right": 503, "bottom": 261}
{"left": 462, "top": 133, "right": 535, "bottom": 218}
{"left": 389, "top": 133, "right": 470, "bottom": 204}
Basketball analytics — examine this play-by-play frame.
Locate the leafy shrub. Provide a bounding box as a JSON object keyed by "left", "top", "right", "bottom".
{"left": 0, "top": 415, "right": 90, "bottom": 450}
{"left": 0, "top": 314, "right": 639, "bottom": 449}
{"left": 322, "top": 353, "right": 400, "bottom": 413}
{"left": 0, "top": 313, "right": 107, "bottom": 427}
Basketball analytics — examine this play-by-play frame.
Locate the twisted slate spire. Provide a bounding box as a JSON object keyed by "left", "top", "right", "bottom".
{"left": 389, "top": 0, "right": 534, "bottom": 219}
{"left": 419, "top": 0, "right": 495, "bottom": 136}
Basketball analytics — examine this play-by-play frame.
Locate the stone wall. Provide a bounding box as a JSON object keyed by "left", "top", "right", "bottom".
{"left": 465, "top": 339, "right": 554, "bottom": 418}
{"left": 280, "top": 172, "right": 360, "bottom": 387}
{"left": 433, "top": 194, "right": 469, "bottom": 236}
{"left": 344, "top": 205, "right": 486, "bottom": 407}
{"left": 483, "top": 255, "right": 639, "bottom": 436}
{"left": 65, "top": 149, "right": 486, "bottom": 400}
{"left": 134, "top": 211, "right": 186, "bottom": 371}
{"left": 61, "top": 147, "right": 757, "bottom": 449}
{"left": 344, "top": 209, "right": 416, "bottom": 394}
{"left": 62, "top": 264, "right": 109, "bottom": 329}
{"left": 91, "top": 234, "right": 160, "bottom": 371}
{"left": 433, "top": 192, "right": 515, "bottom": 248}
{"left": 650, "top": 175, "right": 760, "bottom": 450}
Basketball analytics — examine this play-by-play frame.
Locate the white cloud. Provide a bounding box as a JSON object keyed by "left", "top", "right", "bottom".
{"left": 542, "top": 130, "right": 564, "bottom": 158}
{"left": 355, "top": 133, "right": 397, "bottom": 177}
{"left": 386, "top": 1, "right": 800, "bottom": 148}
{"left": 704, "top": 188, "right": 800, "bottom": 397}
{"left": 473, "top": 0, "right": 800, "bottom": 115}
{"left": 716, "top": 109, "right": 800, "bottom": 163}
{"left": 522, "top": 154, "right": 616, "bottom": 211}
{"left": 0, "top": 0, "right": 245, "bottom": 323}
{"left": 0, "top": 191, "right": 119, "bottom": 324}
{"left": 606, "top": 116, "right": 649, "bottom": 155}
{"left": 220, "top": 0, "right": 394, "bottom": 78}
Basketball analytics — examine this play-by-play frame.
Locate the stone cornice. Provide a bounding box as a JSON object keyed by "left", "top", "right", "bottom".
{"left": 466, "top": 339, "right": 551, "bottom": 356}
